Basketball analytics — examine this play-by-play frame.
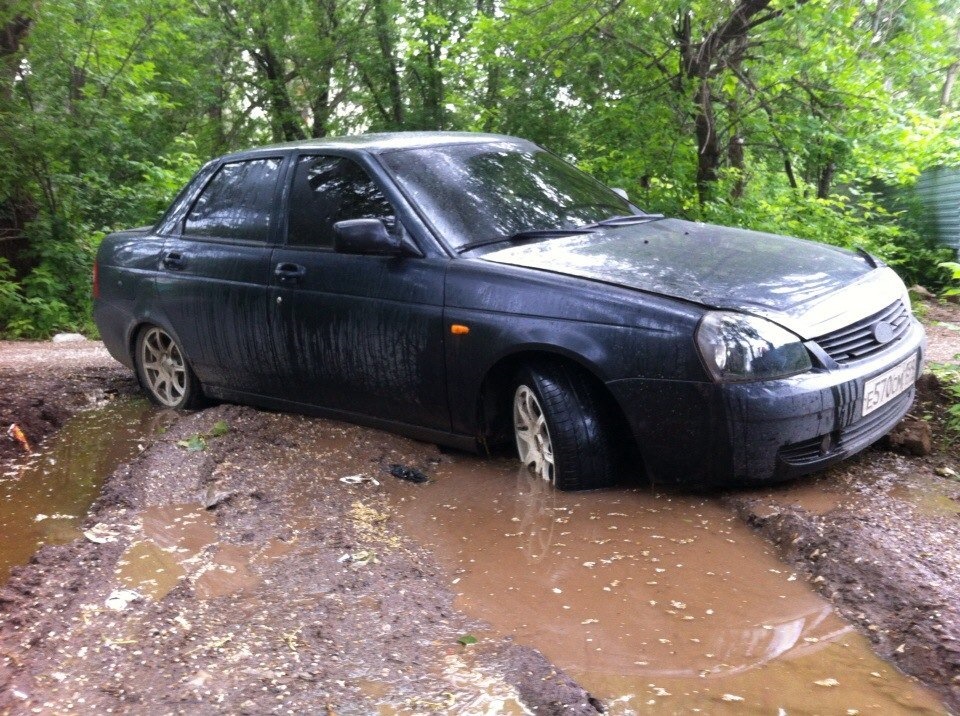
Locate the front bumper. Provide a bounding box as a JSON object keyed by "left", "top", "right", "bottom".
{"left": 608, "top": 317, "right": 926, "bottom": 486}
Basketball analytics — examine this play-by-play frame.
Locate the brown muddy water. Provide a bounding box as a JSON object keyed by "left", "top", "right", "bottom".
{"left": 114, "top": 502, "right": 294, "bottom": 601}
{"left": 0, "top": 397, "right": 168, "bottom": 583}
{"left": 383, "top": 457, "right": 948, "bottom": 714}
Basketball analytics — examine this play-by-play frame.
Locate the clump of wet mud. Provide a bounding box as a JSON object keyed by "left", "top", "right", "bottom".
{"left": 728, "top": 455, "right": 960, "bottom": 711}
{"left": 0, "top": 405, "right": 601, "bottom": 714}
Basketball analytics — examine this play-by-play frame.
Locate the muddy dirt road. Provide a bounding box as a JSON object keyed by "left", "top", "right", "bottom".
{"left": 1, "top": 404, "right": 599, "bottom": 714}
{"left": 1, "top": 301, "right": 960, "bottom": 713}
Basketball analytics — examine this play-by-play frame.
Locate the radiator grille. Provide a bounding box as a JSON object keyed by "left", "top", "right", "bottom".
{"left": 812, "top": 300, "right": 910, "bottom": 364}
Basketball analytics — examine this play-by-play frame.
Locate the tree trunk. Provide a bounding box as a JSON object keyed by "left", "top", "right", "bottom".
{"left": 0, "top": 9, "right": 32, "bottom": 101}
{"left": 481, "top": 63, "right": 500, "bottom": 131}
{"left": 372, "top": 0, "right": 403, "bottom": 127}
{"left": 816, "top": 161, "right": 834, "bottom": 199}
{"left": 207, "top": 70, "right": 228, "bottom": 154}
{"left": 477, "top": 0, "right": 499, "bottom": 131}
{"left": 311, "top": 62, "right": 333, "bottom": 138}
{"left": 942, "top": 59, "right": 959, "bottom": 108}
{"left": 311, "top": 0, "right": 339, "bottom": 138}
{"left": 783, "top": 158, "right": 798, "bottom": 189}
{"left": 674, "top": 0, "right": 791, "bottom": 203}
{"left": 728, "top": 134, "right": 745, "bottom": 199}
{"left": 423, "top": 39, "right": 444, "bottom": 129}
{"left": 694, "top": 80, "right": 720, "bottom": 202}
{"left": 254, "top": 42, "right": 306, "bottom": 142}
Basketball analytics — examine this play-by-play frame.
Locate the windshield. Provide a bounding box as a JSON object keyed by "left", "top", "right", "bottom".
{"left": 379, "top": 142, "right": 638, "bottom": 250}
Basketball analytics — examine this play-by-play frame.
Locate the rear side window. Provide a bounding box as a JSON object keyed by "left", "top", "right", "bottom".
{"left": 184, "top": 158, "right": 282, "bottom": 242}
{"left": 287, "top": 155, "right": 393, "bottom": 248}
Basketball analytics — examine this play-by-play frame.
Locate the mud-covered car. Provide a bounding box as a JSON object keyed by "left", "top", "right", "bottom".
{"left": 93, "top": 132, "right": 925, "bottom": 489}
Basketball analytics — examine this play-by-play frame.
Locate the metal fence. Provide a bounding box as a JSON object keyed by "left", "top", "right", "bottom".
{"left": 916, "top": 166, "right": 960, "bottom": 253}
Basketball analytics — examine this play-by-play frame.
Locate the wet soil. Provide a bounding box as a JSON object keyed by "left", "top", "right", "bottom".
{"left": 383, "top": 457, "right": 945, "bottom": 713}
{"left": 0, "top": 397, "right": 172, "bottom": 582}
{"left": 724, "top": 297, "right": 960, "bottom": 711}
{"left": 0, "top": 407, "right": 599, "bottom": 714}
{"left": 919, "top": 300, "right": 960, "bottom": 364}
{"left": 2, "top": 300, "right": 960, "bottom": 713}
{"left": 728, "top": 454, "right": 960, "bottom": 712}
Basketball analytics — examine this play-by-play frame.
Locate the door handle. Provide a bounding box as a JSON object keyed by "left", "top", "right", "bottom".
{"left": 275, "top": 262, "right": 306, "bottom": 285}
{"left": 162, "top": 252, "right": 186, "bottom": 270}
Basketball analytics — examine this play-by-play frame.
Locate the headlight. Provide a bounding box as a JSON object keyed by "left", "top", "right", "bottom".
{"left": 696, "top": 312, "right": 812, "bottom": 382}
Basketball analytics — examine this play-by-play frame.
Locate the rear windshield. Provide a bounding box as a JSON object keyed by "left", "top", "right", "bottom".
{"left": 380, "top": 142, "right": 636, "bottom": 250}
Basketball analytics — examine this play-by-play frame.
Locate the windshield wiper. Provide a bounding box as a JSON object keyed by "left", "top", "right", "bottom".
{"left": 455, "top": 228, "right": 595, "bottom": 254}
{"left": 584, "top": 213, "right": 666, "bottom": 228}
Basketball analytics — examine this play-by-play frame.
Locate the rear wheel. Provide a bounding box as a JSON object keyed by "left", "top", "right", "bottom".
{"left": 135, "top": 326, "right": 203, "bottom": 409}
{"left": 511, "top": 363, "right": 619, "bottom": 491}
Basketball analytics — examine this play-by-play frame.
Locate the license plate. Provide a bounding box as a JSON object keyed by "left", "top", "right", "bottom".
{"left": 862, "top": 354, "right": 917, "bottom": 417}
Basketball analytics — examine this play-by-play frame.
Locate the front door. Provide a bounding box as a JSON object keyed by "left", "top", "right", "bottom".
{"left": 270, "top": 153, "right": 450, "bottom": 431}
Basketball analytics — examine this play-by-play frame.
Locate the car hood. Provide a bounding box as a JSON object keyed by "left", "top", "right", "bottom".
{"left": 480, "top": 218, "right": 904, "bottom": 339}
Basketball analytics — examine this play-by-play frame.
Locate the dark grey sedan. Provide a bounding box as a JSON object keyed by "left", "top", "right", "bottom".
{"left": 93, "top": 132, "right": 925, "bottom": 489}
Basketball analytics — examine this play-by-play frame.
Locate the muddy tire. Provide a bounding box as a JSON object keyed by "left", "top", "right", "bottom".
{"left": 134, "top": 326, "right": 204, "bottom": 409}
{"left": 511, "top": 362, "right": 619, "bottom": 491}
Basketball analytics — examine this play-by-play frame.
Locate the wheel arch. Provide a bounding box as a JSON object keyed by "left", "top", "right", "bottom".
{"left": 475, "top": 348, "right": 638, "bottom": 467}
{"left": 125, "top": 316, "right": 192, "bottom": 369}
{"left": 125, "top": 318, "right": 203, "bottom": 402}
{"left": 127, "top": 319, "right": 206, "bottom": 409}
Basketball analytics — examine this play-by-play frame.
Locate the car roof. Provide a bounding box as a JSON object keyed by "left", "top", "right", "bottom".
{"left": 221, "top": 131, "right": 533, "bottom": 161}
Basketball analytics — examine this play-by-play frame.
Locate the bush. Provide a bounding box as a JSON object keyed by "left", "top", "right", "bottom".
{"left": 696, "top": 184, "right": 952, "bottom": 290}
{"left": 0, "top": 219, "right": 101, "bottom": 338}
{"left": 927, "top": 357, "right": 960, "bottom": 437}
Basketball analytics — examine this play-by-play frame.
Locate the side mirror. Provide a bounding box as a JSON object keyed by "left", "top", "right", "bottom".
{"left": 333, "top": 218, "right": 402, "bottom": 256}
{"left": 611, "top": 187, "right": 629, "bottom": 201}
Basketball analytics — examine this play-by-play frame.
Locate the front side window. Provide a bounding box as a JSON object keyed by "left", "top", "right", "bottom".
{"left": 287, "top": 155, "right": 393, "bottom": 248}
{"left": 184, "top": 158, "right": 282, "bottom": 242}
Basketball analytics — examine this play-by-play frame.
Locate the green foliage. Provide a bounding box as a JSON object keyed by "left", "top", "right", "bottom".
{"left": 927, "top": 357, "right": 960, "bottom": 435}
{"left": 1, "top": 0, "right": 959, "bottom": 338}
{"left": 939, "top": 262, "right": 960, "bottom": 296}
{"left": 173, "top": 421, "right": 229, "bottom": 450}
{"left": 177, "top": 434, "right": 207, "bottom": 452}
{"left": 0, "top": 221, "right": 102, "bottom": 338}
{"left": 208, "top": 420, "right": 230, "bottom": 438}
{"left": 697, "top": 183, "right": 953, "bottom": 289}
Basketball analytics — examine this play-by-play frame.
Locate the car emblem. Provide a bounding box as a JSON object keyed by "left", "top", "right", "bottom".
{"left": 872, "top": 321, "right": 895, "bottom": 344}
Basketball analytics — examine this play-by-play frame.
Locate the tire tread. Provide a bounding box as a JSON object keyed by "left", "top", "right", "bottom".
{"left": 514, "top": 362, "right": 619, "bottom": 491}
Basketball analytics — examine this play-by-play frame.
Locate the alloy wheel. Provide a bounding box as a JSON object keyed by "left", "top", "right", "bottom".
{"left": 140, "top": 327, "right": 187, "bottom": 407}
{"left": 513, "top": 384, "right": 555, "bottom": 483}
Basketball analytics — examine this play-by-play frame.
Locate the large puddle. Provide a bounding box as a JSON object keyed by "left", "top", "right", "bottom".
{"left": 384, "top": 457, "right": 947, "bottom": 714}
{"left": 0, "top": 397, "right": 168, "bottom": 583}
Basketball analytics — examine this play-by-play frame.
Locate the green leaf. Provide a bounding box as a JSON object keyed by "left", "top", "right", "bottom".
{"left": 207, "top": 420, "right": 230, "bottom": 438}
{"left": 457, "top": 635, "right": 478, "bottom": 646}
{"left": 177, "top": 434, "right": 207, "bottom": 452}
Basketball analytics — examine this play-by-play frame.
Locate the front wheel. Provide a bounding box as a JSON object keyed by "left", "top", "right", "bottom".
{"left": 135, "top": 326, "right": 203, "bottom": 409}
{"left": 511, "top": 363, "right": 619, "bottom": 491}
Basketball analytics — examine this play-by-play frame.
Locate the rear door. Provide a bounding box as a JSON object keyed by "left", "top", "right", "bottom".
{"left": 269, "top": 153, "right": 450, "bottom": 430}
{"left": 155, "top": 155, "right": 285, "bottom": 391}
